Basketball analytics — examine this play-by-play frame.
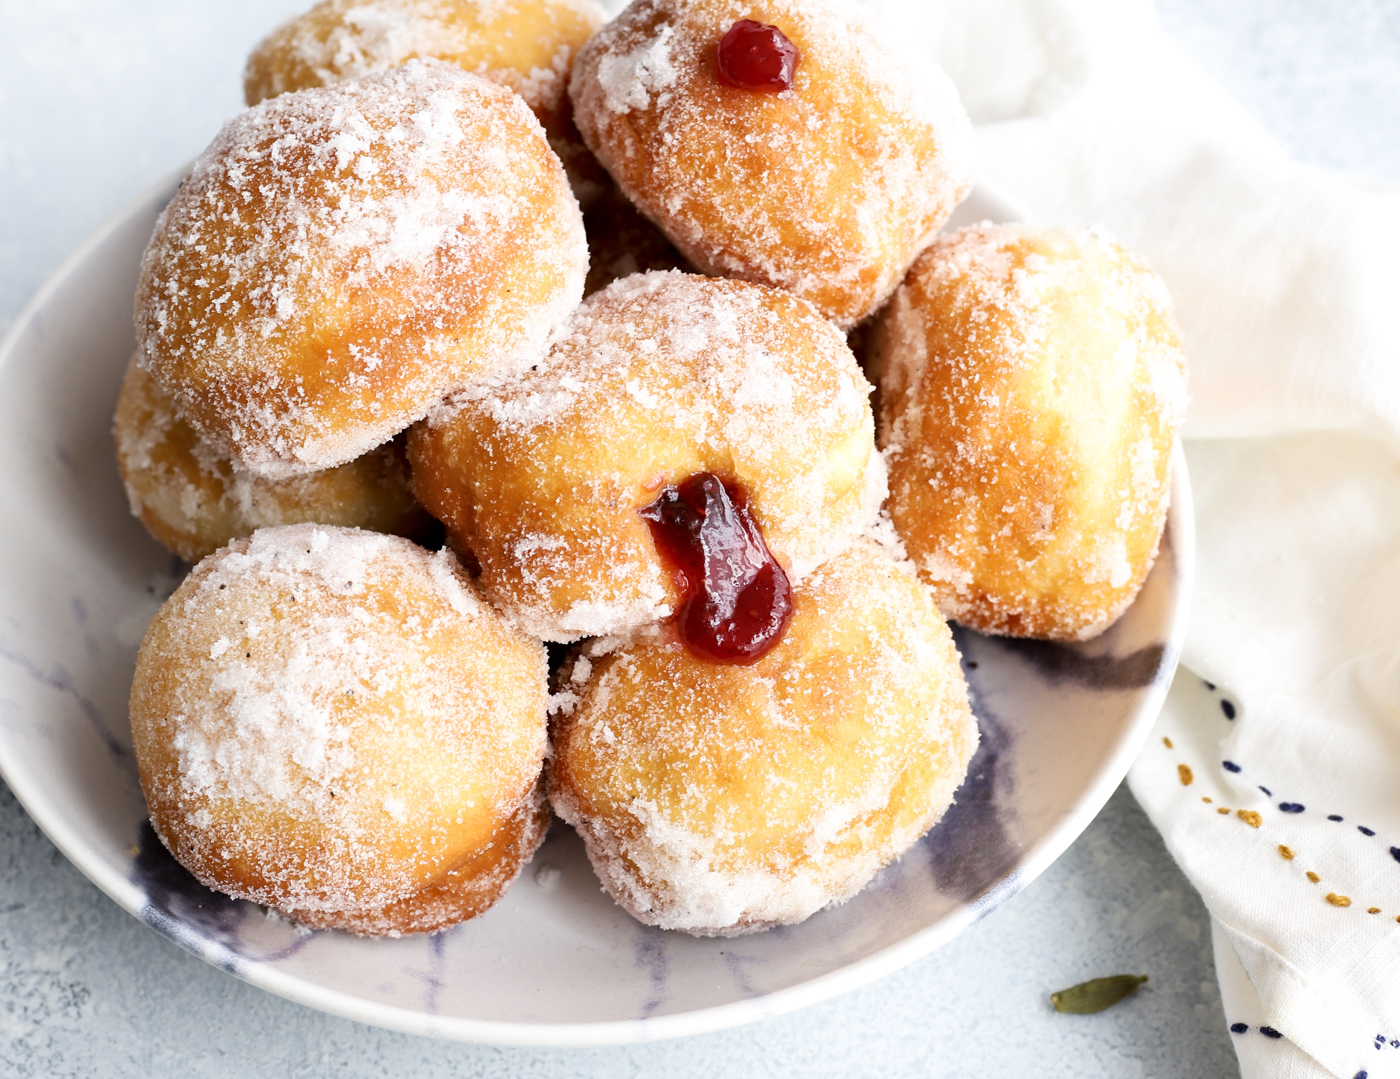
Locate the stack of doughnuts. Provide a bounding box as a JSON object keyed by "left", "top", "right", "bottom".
{"left": 122, "top": 0, "right": 1185, "bottom": 938}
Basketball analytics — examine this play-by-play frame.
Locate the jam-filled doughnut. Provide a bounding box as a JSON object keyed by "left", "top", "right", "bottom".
{"left": 129, "top": 525, "right": 549, "bottom": 934}
{"left": 114, "top": 358, "right": 432, "bottom": 563}
{"left": 568, "top": 0, "right": 974, "bottom": 327}
{"left": 548, "top": 539, "right": 978, "bottom": 936}
{"left": 409, "top": 270, "right": 887, "bottom": 642}
{"left": 136, "top": 59, "right": 586, "bottom": 478}
{"left": 873, "top": 224, "right": 1189, "bottom": 641}
{"left": 244, "top": 0, "right": 610, "bottom": 203}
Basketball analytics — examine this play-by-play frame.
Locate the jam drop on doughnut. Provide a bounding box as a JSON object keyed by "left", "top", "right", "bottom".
{"left": 640, "top": 472, "right": 793, "bottom": 663}
{"left": 716, "top": 19, "right": 801, "bottom": 93}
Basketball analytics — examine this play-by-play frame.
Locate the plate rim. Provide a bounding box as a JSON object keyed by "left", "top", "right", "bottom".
{"left": 0, "top": 173, "right": 1195, "bottom": 1047}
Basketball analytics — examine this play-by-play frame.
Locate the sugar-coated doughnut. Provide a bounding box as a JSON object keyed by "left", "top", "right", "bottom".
{"left": 114, "top": 358, "right": 433, "bottom": 563}
{"left": 548, "top": 539, "right": 978, "bottom": 936}
{"left": 136, "top": 60, "right": 586, "bottom": 478}
{"left": 130, "top": 525, "right": 549, "bottom": 934}
{"left": 409, "top": 270, "right": 887, "bottom": 642}
{"left": 244, "top": 0, "right": 610, "bottom": 203}
{"left": 568, "top": 0, "right": 974, "bottom": 328}
{"left": 873, "top": 225, "right": 1189, "bottom": 641}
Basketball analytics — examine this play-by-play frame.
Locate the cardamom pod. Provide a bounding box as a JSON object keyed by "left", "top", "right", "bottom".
{"left": 1050, "top": 974, "right": 1149, "bottom": 1014}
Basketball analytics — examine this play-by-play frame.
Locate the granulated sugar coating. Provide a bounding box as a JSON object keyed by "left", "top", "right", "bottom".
{"left": 548, "top": 539, "right": 977, "bottom": 936}
{"left": 872, "top": 225, "right": 1189, "bottom": 641}
{"left": 129, "top": 524, "right": 550, "bottom": 935}
{"left": 568, "top": 0, "right": 974, "bottom": 328}
{"left": 409, "top": 270, "right": 887, "bottom": 642}
{"left": 136, "top": 59, "right": 586, "bottom": 478}
{"left": 114, "top": 357, "right": 432, "bottom": 563}
{"left": 245, "top": 0, "right": 605, "bottom": 123}
{"left": 243, "top": 0, "right": 610, "bottom": 203}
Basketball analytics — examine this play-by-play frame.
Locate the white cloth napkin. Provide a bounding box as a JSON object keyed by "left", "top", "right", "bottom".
{"left": 851, "top": 0, "right": 1400, "bottom": 1074}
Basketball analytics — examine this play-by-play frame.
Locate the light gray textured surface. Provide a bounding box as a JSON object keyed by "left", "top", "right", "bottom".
{"left": 0, "top": 779, "right": 1226, "bottom": 1077}
{"left": 0, "top": 1, "right": 1393, "bottom": 1075}
{"left": 1157, "top": 0, "right": 1400, "bottom": 181}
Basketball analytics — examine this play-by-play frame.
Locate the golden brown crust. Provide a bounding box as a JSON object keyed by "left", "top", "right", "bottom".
{"left": 136, "top": 60, "right": 586, "bottom": 478}
{"left": 548, "top": 539, "right": 978, "bottom": 935}
{"left": 409, "top": 271, "right": 886, "bottom": 642}
{"left": 114, "top": 358, "right": 433, "bottom": 563}
{"left": 245, "top": 0, "right": 605, "bottom": 120}
{"left": 244, "top": 0, "right": 610, "bottom": 204}
{"left": 874, "top": 225, "right": 1189, "bottom": 640}
{"left": 285, "top": 783, "right": 550, "bottom": 934}
{"left": 568, "top": 0, "right": 974, "bottom": 327}
{"left": 130, "top": 525, "right": 549, "bottom": 935}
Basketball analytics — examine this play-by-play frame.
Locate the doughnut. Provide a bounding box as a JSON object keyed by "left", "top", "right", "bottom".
{"left": 548, "top": 539, "right": 978, "bottom": 936}
{"left": 129, "top": 524, "right": 549, "bottom": 934}
{"left": 114, "top": 357, "right": 433, "bottom": 563}
{"left": 872, "top": 224, "right": 1189, "bottom": 641}
{"left": 135, "top": 59, "right": 586, "bottom": 478}
{"left": 568, "top": 0, "right": 974, "bottom": 328}
{"left": 243, "top": 0, "right": 611, "bottom": 203}
{"left": 409, "top": 270, "right": 887, "bottom": 642}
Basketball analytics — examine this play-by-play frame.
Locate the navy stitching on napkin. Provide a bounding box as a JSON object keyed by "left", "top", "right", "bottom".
{"left": 1173, "top": 684, "right": 1400, "bottom": 922}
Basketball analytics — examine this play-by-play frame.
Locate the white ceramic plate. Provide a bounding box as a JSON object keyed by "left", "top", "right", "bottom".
{"left": 0, "top": 179, "right": 1193, "bottom": 1046}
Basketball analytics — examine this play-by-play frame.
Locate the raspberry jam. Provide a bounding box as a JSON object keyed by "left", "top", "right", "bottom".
{"left": 716, "top": 18, "right": 802, "bottom": 93}
{"left": 640, "top": 472, "right": 793, "bottom": 664}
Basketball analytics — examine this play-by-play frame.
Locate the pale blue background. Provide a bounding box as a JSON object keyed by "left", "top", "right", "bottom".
{"left": 1, "top": 2, "right": 1396, "bottom": 1074}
